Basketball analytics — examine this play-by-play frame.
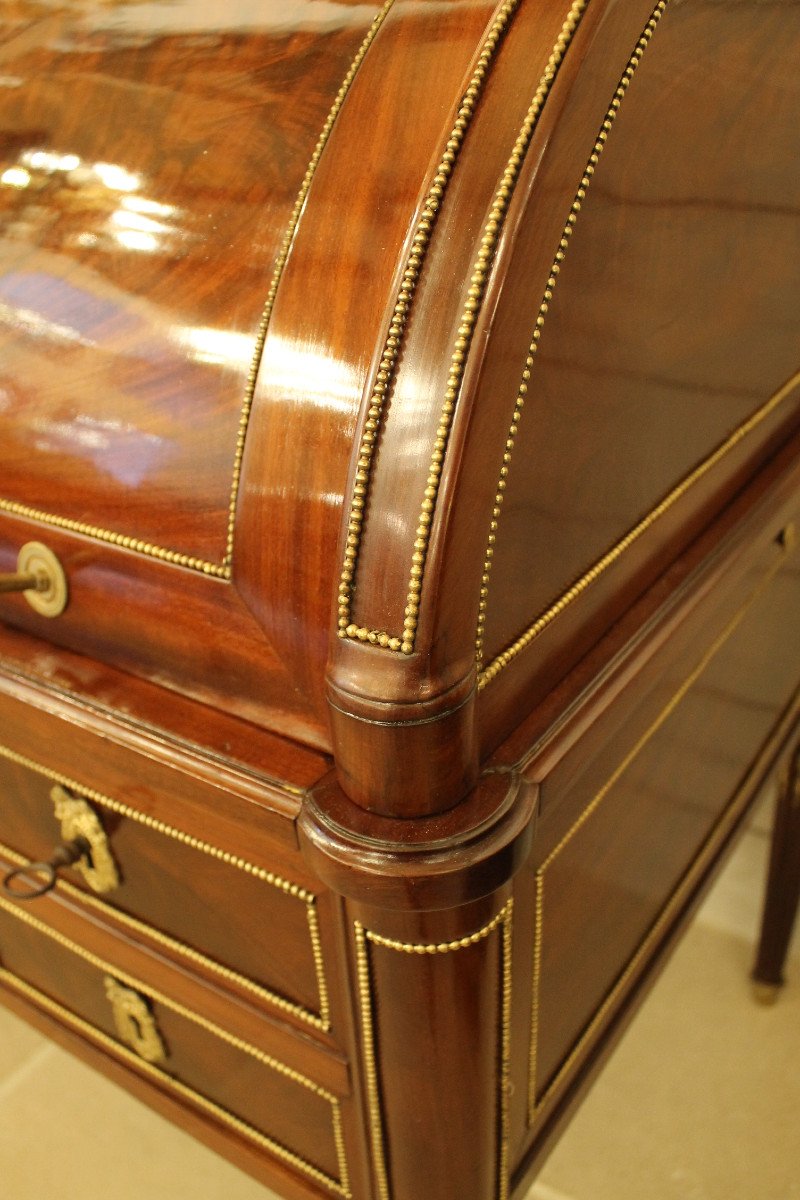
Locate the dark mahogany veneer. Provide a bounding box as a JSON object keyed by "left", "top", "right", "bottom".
{"left": 0, "top": 3, "right": 798, "bottom": 1199}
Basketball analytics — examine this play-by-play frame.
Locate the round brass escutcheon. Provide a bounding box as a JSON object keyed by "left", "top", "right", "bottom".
{"left": 16, "top": 542, "right": 69, "bottom": 617}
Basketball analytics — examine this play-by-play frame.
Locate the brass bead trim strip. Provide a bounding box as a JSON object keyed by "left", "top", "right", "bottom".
{"left": 364, "top": 904, "right": 510, "bottom": 953}
{"left": 0, "top": 3, "right": 394, "bottom": 591}
{"left": 354, "top": 922, "right": 390, "bottom": 1200}
{"left": 355, "top": 900, "right": 514, "bottom": 1200}
{"left": 0, "top": 837, "right": 328, "bottom": 1033}
{"left": 526, "top": 547, "right": 787, "bottom": 1120}
{"left": 498, "top": 907, "right": 514, "bottom": 1200}
{"left": 476, "top": 1, "right": 797, "bottom": 687}
{"left": 337, "top": 0, "right": 524, "bottom": 652}
{"left": 0, "top": 967, "right": 350, "bottom": 1197}
{"left": 0, "top": 499, "right": 228, "bottom": 576}
{"left": 527, "top": 870, "right": 544, "bottom": 1114}
{"left": 338, "top": 0, "right": 589, "bottom": 654}
{"left": 479, "top": 371, "right": 800, "bottom": 687}
{"left": 0, "top": 741, "right": 330, "bottom": 1030}
{"left": 0, "top": 890, "right": 332, "bottom": 1095}
{"left": 224, "top": 0, "right": 396, "bottom": 571}
{"left": 477, "top": 0, "right": 669, "bottom": 675}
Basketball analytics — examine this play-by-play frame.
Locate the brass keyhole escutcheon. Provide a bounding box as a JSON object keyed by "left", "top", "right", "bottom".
{"left": 0, "top": 542, "right": 68, "bottom": 617}
{"left": 104, "top": 977, "right": 167, "bottom": 1065}
{"left": 51, "top": 786, "right": 120, "bottom": 894}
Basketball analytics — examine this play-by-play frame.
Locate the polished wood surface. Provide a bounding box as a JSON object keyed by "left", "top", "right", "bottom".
{"left": 0, "top": 3, "right": 799, "bottom": 1199}
{"left": 2, "top": 0, "right": 799, "bottom": 777}
{"left": 0, "top": 0, "right": 381, "bottom": 560}
{"left": 473, "top": 0, "right": 800, "bottom": 733}
{"left": 322, "top": 0, "right": 800, "bottom": 813}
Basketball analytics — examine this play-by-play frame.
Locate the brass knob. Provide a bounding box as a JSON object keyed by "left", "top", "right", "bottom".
{"left": 0, "top": 542, "right": 68, "bottom": 617}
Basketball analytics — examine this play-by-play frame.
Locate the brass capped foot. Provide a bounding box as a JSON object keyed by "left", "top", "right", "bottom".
{"left": 751, "top": 980, "right": 781, "bottom": 1006}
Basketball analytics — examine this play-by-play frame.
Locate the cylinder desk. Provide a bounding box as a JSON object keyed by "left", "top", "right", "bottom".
{"left": 0, "top": 2, "right": 798, "bottom": 1198}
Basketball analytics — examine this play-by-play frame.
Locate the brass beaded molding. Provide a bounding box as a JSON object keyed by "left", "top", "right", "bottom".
{"left": 355, "top": 901, "right": 513, "bottom": 1200}
{"left": 338, "top": 0, "right": 588, "bottom": 655}
{"left": 0, "top": 940, "right": 350, "bottom": 1197}
{"left": 476, "top": 0, "right": 800, "bottom": 688}
{"left": 0, "top": 741, "right": 330, "bottom": 1030}
{"left": 0, "top": 834, "right": 326, "bottom": 1030}
{"left": 527, "top": 547, "right": 787, "bottom": 1121}
{"left": 0, "top": 498, "right": 229, "bottom": 577}
{"left": 479, "top": 368, "right": 800, "bottom": 687}
{"left": 224, "top": 0, "right": 396, "bottom": 572}
{"left": 477, "top": 0, "right": 669, "bottom": 677}
{"left": 0, "top": 2, "right": 394, "bottom": 587}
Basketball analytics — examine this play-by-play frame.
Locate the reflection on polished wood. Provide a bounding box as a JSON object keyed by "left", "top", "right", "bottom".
{"left": 0, "top": 2, "right": 799, "bottom": 1199}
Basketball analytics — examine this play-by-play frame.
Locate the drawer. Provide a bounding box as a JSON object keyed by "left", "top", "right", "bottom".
{"left": 0, "top": 877, "right": 351, "bottom": 1199}
{"left": 0, "top": 700, "right": 332, "bottom": 1035}
{"left": 526, "top": 530, "right": 800, "bottom": 1113}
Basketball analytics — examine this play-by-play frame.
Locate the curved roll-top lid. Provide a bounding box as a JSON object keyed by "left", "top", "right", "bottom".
{"left": 1, "top": 0, "right": 800, "bottom": 814}
{"left": 0, "top": 1, "right": 386, "bottom": 570}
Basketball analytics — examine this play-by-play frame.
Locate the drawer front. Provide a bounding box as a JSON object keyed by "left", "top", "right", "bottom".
{"left": 0, "top": 886, "right": 350, "bottom": 1199}
{"left": 527, "top": 535, "right": 800, "bottom": 1114}
{"left": 0, "top": 730, "right": 330, "bottom": 1034}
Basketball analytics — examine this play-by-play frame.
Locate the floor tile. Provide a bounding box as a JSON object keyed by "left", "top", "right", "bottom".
{"left": 0, "top": 1002, "right": 49, "bottom": 1081}
{"left": 695, "top": 800, "right": 799, "bottom": 960}
{"left": 532, "top": 925, "right": 800, "bottom": 1200}
{"left": 1, "top": 790, "right": 797, "bottom": 1200}
{"left": 527, "top": 1183, "right": 575, "bottom": 1200}
{"left": 0, "top": 1042, "right": 279, "bottom": 1200}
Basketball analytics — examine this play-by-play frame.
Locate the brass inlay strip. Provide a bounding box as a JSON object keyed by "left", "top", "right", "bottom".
{"left": 0, "top": 2, "right": 394, "bottom": 587}
{"left": 476, "top": 0, "right": 798, "bottom": 687}
{"left": 355, "top": 901, "right": 514, "bottom": 1200}
{"left": 0, "top": 965, "right": 350, "bottom": 1197}
{"left": 224, "top": 0, "right": 396, "bottom": 572}
{"left": 0, "top": 499, "right": 228, "bottom": 577}
{"left": 477, "top": 0, "right": 669, "bottom": 676}
{"left": 339, "top": 0, "right": 589, "bottom": 654}
{"left": 527, "top": 546, "right": 788, "bottom": 1121}
{"left": 0, "top": 891, "right": 332, "bottom": 1094}
{"left": 0, "top": 836, "right": 326, "bottom": 1030}
{"left": 480, "top": 365, "right": 800, "bottom": 688}
{"left": 0, "top": 742, "right": 330, "bottom": 1030}
{"left": 337, "top": 0, "right": 527, "bottom": 652}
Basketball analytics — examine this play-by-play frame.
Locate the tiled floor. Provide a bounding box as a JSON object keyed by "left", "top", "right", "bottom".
{"left": 0, "top": 795, "right": 797, "bottom": 1200}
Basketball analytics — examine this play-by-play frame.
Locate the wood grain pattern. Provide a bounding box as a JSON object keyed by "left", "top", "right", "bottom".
{"left": 0, "top": 3, "right": 799, "bottom": 1199}
{"left": 0, "top": 0, "right": 384, "bottom": 565}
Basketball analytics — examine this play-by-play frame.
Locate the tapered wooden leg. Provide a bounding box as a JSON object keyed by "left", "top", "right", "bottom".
{"left": 752, "top": 746, "right": 800, "bottom": 1003}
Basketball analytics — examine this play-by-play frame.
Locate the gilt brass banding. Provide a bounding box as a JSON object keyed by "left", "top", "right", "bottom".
{"left": 0, "top": 543, "right": 68, "bottom": 617}
{"left": 0, "top": 741, "right": 330, "bottom": 1030}
{"left": 337, "top": 0, "right": 530, "bottom": 651}
{"left": 0, "top": 3, "right": 394, "bottom": 592}
{"left": 0, "top": 929, "right": 350, "bottom": 1196}
{"left": 338, "top": 0, "right": 589, "bottom": 653}
{"left": 226, "top": 0, "right": 396, "bottom": 573}
{"left": 355, "top": 901, "right": 514, "bottom": 1200}
{"left": 477, "top": 0, "right": 670, "bottom": 677}
{"left": 527, "top": 550, "right": 787, "bottom": 1121}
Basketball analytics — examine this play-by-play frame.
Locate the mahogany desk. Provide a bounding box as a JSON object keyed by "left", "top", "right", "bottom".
{"left": 0, "top": 2, "right": 798, "bottom": 1198}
